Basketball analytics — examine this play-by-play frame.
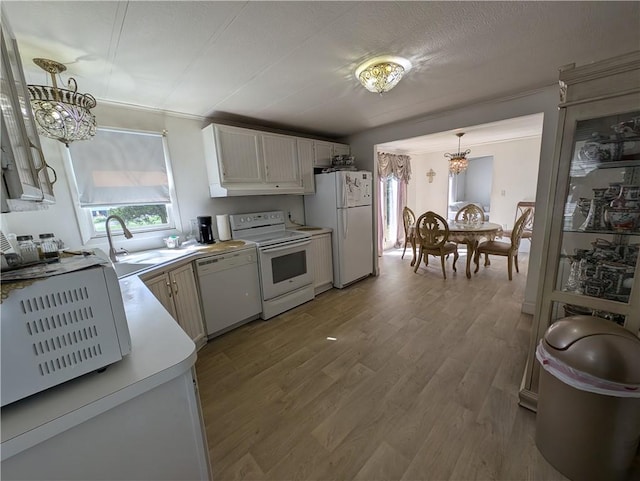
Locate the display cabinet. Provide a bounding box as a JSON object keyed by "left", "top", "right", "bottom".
{"left": 519, "top": 51, "right": 640, "bottom": 411}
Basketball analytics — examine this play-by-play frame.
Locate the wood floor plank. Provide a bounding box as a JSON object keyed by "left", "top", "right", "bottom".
{"left": 215, "top": 452, "right": 265, "bottom": 481}
{"left": 195, "top": 250, "right": 577, "bottom": 481}
{"left": 353, "top": 441, "right": 411, "bottom": 481}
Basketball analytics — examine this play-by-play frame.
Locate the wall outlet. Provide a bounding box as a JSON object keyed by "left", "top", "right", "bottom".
{"left": 501, "top": 190, "right": 506, "bottom": 196}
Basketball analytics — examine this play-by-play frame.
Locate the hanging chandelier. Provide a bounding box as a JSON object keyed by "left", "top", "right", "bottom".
{"left": 445, "top": 132, "right": 471, "bottom": 175}
{"left": 355, "top": 55, "right": 412, "bottom": 94}
{"left": 27, "top": 58, "right": 97, "bottom": 147}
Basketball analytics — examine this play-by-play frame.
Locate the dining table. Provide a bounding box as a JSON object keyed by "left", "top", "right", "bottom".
{"left": 410, "top": 221, "right": 503, "bottom": 278}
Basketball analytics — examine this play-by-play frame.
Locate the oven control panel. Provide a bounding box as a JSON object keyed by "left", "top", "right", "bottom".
{"left": 229, "top": 211, "right": 285, "bottom": 230}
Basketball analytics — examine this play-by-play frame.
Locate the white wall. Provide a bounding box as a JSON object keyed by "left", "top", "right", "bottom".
{"left": 1, "top": 103, "right": 305, "bottom": 253}
{"left": 407, "top": 137, "right": 540, "bottom": 228}
{"left": 406, "top": 152, "right": 449, "bottom": 218}
{"left": 470, "top": 137, "right": 541, "bottom": 231}
{"left": 347, "top": 87, "right": 557, "bottom": 315}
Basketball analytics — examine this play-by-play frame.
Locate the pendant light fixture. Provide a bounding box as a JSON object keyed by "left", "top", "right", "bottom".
{"left": 27, "top": 58, "right": 97, "bottom": 147}
{"left": 445, "top": 132, "right": 471, "bottom": 175}
{"left": 355, "top": 55, "right": 412, "bottom": 94}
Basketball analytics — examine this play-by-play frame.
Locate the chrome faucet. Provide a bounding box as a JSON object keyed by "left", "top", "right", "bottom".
{"left": 105, "top": 215, "right": 133, "bottom": 263}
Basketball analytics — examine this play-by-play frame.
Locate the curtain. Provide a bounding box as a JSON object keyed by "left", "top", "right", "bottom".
{"left": 395, "top": 180, "right": 407, "bottom": 247}
{"left": 377, "top": 152, "right": 412, "bottom": 183}
{"left": 68, "top": 128, "right": 170, "bottom": 207}
{"left": 377, "top": 152, "right": 411, "bottom": 249}
{"left": 377, "top": 180, "right": 384, "bottom": 256}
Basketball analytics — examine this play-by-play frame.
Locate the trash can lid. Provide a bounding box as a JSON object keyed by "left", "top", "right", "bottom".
{"left": 543, "top": 316, "right": 640, "bottom": 384}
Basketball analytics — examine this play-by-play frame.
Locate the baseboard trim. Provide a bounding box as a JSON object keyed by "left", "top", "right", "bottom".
{"left": 522, "top": 301, "right": 535, "bottom": 315}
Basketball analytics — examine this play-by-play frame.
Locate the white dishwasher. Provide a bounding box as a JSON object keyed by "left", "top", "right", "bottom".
{"left": 195, "top": 246, "right": 262, "bottom": 338}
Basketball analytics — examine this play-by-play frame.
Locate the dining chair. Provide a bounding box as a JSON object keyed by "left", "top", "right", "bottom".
{"left": 503, "top": 201, "right": 535, "bottom": 242}
{"left": 454, "top": 203, "right": 486, "bottom": 224}
{"left": 401, "top": 206, "right": 416, "bottom": 259}
{"left": 413, "top": 211, "right": 458, "bottom": 279}
{"left": 473, "top": 208, "right": 533, "bottom": 280}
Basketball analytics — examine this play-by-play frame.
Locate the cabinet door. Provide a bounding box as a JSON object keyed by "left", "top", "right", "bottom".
{"left": 214, "top": 125, "right": 263, "bottom": 183}
{"left": 0, "top": 26, "right": 49, "bottom": 203}
{"left": 311, "top": 233, "right": 333, "bottom": 294}
{"left": 314, "top": 141, "right": 333, "bottom": 167}
{"left": 144, "top": 273, "right": 177, "bottom": 319}
{"left": 332, "top": 143, "right": 350, "bottom": 157}
{"left": 261, "top": 133, "right": 300, "bottom": 185}
{"left": 169, "top": 263, "right": 206, "bottom": 348}
{"left": 297, "top": 138, "right": 315, "bottom": 194}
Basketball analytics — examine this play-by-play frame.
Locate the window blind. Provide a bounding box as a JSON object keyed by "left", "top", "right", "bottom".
{"left": 68, "top": 129, "right": 170, "bottom": 207}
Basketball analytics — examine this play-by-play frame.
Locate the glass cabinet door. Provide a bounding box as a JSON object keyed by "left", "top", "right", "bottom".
{"left": 548, "top": 105, "right": 640, "bottom": 334}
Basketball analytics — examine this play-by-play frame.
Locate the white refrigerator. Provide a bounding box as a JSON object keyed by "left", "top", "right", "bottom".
{"left": 304, "top": 171, "right": 373, "bottom": 288}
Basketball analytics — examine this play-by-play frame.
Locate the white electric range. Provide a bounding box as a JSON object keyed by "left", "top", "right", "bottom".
{"left": 229, "top": 211, "right": 314, "bottom": 319}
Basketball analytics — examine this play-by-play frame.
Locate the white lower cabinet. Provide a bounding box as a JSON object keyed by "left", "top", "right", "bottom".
{"left": 144, "top": 263, "right": 207, "bottom": 349}
{"left": 310, "top": 231, "right": 333, "bottom": 294}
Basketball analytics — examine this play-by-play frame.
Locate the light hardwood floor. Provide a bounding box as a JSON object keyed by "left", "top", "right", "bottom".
{"left": 194, "top": 249, "right": 632, "bottom": 481}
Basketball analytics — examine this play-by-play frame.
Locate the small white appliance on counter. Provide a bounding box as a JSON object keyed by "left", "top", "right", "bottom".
{"left": 304, "top": 170, "right": 373, "bottom": 288}
{"left": 1, "top": 250, "right": 131, "bottom": 406}
{"left": 230, "top": 211, "right": 314, "bottom": 320}
{"left": 195, "top": 242, "right": 262, "bottom": 337}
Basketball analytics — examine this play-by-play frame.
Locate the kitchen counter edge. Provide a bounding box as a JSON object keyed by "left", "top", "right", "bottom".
{"left": 1, "top": 274, "right": 196, "bottom": 460}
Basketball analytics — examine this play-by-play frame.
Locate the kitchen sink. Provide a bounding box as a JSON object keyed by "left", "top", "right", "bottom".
{"left": 117, "top": 249, "right": 187, "bottom": 265}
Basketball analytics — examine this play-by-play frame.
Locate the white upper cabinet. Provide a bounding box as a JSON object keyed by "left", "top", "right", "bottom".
{"left": 261, "top": 133, "right": 299, "bottom": 186}
{"left": 202, "top": 123, "right": 350, "bottom": 197}
{"left": 332, "top": 143, "right": 350, "bottom": 158}
{"left": 202, "top": 123, "right": 303, "bottom": 197}
{"left": 313, "top": 141, "right": 333, "bottom": 167}
{"left": 207, "top": 124, "right": 262, "bottom": 184}
{"left": 313, "top": 141, "right": 350, "bottom": 168}
{"left": 297, "top": 137, "right": 315, "bottom": 194}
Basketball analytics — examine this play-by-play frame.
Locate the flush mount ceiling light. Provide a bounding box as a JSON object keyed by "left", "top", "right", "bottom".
{"left": 445, "top": 132, "right": 471, "bottom": 175}
{"left": 355, "top": 55, "right": 412, "bottom": 94}
{"left": 27, "top": 58, "right": 97, "bottom": 147}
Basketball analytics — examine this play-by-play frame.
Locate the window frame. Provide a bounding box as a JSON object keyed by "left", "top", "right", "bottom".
{"left": 63, "top": 127, "right": 182, "bottom": 244}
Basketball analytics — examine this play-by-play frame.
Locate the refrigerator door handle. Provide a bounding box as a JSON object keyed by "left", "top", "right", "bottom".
{"left": 341, "top": 208, "right": 348, "bottom": 239}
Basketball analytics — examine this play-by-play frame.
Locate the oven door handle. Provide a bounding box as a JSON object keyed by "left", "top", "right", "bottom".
{"left": 260, "top": 239, "right": 311, "bottom": 253}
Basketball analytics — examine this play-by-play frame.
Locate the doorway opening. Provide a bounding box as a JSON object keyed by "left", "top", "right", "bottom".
{"left": 381, "top": 176, "right": 400, "bottom": 250}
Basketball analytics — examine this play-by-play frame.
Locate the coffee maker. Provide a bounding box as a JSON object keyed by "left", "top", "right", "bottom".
{"left": 197, "top": 216, "right": 214, "bottom": 244}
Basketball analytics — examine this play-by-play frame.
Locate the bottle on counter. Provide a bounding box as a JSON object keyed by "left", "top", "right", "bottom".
{"left": 38, "top": 233, "right": 60, "bottom": 261}
{"left": 16, "top": 235, "right": 39, "bottom": 264}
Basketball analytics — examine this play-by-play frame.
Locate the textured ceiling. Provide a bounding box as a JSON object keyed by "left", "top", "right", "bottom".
{"left": 3, "top": 1, "right": 639, "bottom": 143}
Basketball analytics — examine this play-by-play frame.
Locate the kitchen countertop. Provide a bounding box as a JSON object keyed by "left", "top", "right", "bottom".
{"left": 0, "top": 274, "right": 196, "bottom": 460}
{"left": 113, "top": 239, "right": 257, "bottom": 278}
{"left": 294, "top": 226, "right": 332, "bottom": 236}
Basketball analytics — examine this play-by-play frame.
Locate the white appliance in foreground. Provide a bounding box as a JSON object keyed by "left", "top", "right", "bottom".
{"left": 230, "top": 211, "right": 314, "bottom": 320}
{"left": 304, "top": 171, "right": 373, "bottom": 288}
{"left": 1, "top": 252, "right": 131, "bottom": 406}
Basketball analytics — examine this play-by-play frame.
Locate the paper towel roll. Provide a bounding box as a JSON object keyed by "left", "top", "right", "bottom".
{"left": 216, "top": 214, "right": 231, "bottom": 241}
